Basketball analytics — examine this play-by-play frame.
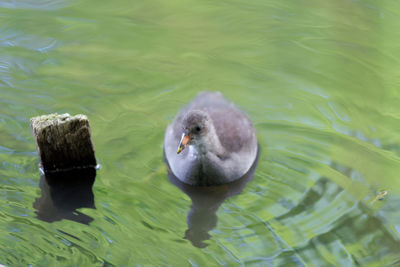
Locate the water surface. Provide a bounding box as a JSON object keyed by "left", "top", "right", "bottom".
{"left": 1, "top": 0, "right": 400, "bottom": 266}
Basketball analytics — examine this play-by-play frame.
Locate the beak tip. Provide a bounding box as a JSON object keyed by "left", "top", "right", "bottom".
{"left": 177, "top": 132, "right": 190, "bottom": 155}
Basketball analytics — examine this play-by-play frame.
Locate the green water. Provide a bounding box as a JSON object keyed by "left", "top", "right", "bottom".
{"left": 1, "top": 0, "right": 400, "bottom": 265}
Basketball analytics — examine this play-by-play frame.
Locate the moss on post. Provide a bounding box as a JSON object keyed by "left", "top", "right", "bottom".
{"left": 30, "top": 113, "right": 97, "bottom": 172}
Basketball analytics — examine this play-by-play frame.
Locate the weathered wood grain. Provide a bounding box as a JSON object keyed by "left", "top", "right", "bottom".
{"left": 30, "top": 113, "right": 97, "bottom": 172}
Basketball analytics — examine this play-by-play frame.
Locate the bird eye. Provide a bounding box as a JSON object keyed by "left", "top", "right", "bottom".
{"left": 195, "top": 126, "right": 201, "bottom": 132}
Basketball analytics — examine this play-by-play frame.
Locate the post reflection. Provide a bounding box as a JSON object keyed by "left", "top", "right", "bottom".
{"left": 167, "top": 153, "right": 259, "bottom": 248}
{"left": 33, "top": 168, "right": 96, "bottom": 225}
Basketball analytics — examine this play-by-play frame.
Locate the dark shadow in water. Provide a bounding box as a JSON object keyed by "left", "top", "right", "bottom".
{"left": 33, "top": 168, "right": 96, "bottom": 225}
{"left": 167, "top": 151, "right": 259, "bottom": 248}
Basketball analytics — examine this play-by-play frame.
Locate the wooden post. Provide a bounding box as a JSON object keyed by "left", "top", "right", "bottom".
{"left": 30, "top": 113, "right": 97, "bottom": 172}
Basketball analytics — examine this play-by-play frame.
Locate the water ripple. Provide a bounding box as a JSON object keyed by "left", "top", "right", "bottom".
{"left": 0, "top": 0, "right": 67, "bottom": 11}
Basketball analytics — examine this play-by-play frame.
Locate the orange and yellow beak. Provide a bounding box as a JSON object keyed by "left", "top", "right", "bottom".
{"left": 177, "top": 131, "right": 191, "bottom": 154}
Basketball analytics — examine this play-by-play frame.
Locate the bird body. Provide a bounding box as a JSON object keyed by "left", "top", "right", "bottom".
{"left": 164, "top": 92, "right": 258, "bottom": 185}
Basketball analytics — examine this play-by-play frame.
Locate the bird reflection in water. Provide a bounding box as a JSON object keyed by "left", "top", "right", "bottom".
{"left": 167, "top": 152, "right": 259, "bottom": 248}
{"left": 33, "top": 167, "right": 96, "bottom": 225}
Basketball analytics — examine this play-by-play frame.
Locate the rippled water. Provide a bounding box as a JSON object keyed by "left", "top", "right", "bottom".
{"left": 1, "top": 0, "right": 400, "bottom": 266}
